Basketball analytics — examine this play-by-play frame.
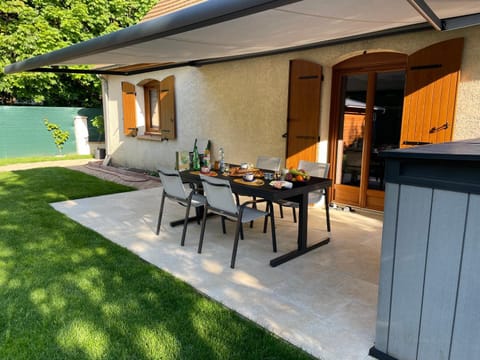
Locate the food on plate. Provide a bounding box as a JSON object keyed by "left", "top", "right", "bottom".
{"left": 229, "top": 166, "right": 264, "bottom": 178}
{"left": 271, "top": 181, "right": 283, "bottom": 189}
{"left": 286, "top": 168, "right": 310, "bottom": 182}
{"left": 269, "top": 180, "right": 293, "bottom": 189}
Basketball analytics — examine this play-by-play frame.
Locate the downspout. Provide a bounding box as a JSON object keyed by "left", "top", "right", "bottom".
{"left": 97, "top": 74, "right": 110, "bottom": 164}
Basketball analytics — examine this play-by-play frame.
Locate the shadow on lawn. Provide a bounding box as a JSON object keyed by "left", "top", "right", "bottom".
{"left": 0, "top": 167, "right": 313, "bottom": 359}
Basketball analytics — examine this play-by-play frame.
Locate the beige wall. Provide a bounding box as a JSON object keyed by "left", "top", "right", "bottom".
{"left": 104, "top": 24, "right": 480, "bottom": 171}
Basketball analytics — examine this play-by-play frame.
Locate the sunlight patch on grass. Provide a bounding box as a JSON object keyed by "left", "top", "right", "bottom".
{"left": 112, "top": 274, "right": 124, "bottom": 285}
{"left": 30, "top": 287, "right": 67, "bottom": 315}
{"left": 70, "top": 247, "right": 106, "bottom": 264}
{"left": 0, "top": 268, "right": 8, "bottom": 286}
{"left": 94, "top": 247, "right": 108, "bottom": 256}
{"left": 101, "top": 302, "right": 123, "bottom": 317}
{"left": 7, "top": 278, "right": 21, "bottom": 289}
{"left": 65, "top": 268, "right": 106, "bottom": 303}
{"left": 30, "top": 288, "right": 47, "bottom": 304}
{"left": 141, "top": 290, "right": 159, "bottom": 303}
{"left": 44, "top": 191, "right": 67, "bottom": 202}
{"left": 57, "top": 320, "right": 108, "bottom": 359}
{"left": 136, "top": 325, "right": 180, "bottom": 359}
{"left": 0, "top": 246, "right": 14, "bottom": 257}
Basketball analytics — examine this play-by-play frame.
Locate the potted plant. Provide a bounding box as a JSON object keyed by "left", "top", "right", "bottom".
{"left": 90, "top": 115, "right": 104, "bottom": 139}
{"left": 90, "top": 115, "right": 106, "bottom": 159}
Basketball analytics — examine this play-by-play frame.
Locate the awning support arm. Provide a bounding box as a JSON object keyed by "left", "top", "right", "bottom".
{"left": 407, "top": 0, "right": 443, "bottom": 31}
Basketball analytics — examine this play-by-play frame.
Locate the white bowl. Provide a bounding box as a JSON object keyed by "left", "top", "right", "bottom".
{"left": 243, "top": 173, "right": 254, "bottom": 182}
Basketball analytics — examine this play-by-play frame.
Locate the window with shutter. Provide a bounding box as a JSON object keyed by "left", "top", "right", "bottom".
{"left": 143, "top": 80, "right": 161, "bottom": 134}
{"left": 142, "top": 75, "right": 176, "bottom": 139}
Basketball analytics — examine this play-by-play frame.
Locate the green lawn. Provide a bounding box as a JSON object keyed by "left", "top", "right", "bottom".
{"left": 0, "top": 167, "right": 315, "bottom": 360}
{"left": 0, "top": 155, "right": 93, "bottom": 167}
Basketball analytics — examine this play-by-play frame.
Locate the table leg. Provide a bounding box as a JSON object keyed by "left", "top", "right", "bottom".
{"left": 270, "top": 187, "right": 330, "bottom": 267}
{"left": 170, "top": 207, "right": 216, "bottom": 227}
{"left": 324, "top": 189, "right": 331, "bottom": 233}
{"left": 169, "top": 207, "right": 202, "bottom": 227}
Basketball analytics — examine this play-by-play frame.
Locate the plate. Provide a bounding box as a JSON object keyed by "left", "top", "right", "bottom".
{"left": 233, "top": 178, "right": 265, "bottom": 186}
{"left": 229, "top": 167, "right": 264, "bottom": 178}
{"left": 269, "top": 180, "right": 293, "bottom": 189}
{"left": 190, "top": 170, "right": 218, "bottom": 176}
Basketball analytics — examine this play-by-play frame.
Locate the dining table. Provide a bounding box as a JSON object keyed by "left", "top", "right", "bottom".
{"left": 178, "top": 168, "right": 332, "bottom": 267}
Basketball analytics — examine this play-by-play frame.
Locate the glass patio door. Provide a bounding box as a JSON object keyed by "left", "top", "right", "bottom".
{"left": 333, "top": 70, "right": 405, "bottom": 210}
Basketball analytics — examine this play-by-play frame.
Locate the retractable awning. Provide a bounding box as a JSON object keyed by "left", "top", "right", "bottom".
{"left": 4, "top": 0, "right": 480, "bottom": 75}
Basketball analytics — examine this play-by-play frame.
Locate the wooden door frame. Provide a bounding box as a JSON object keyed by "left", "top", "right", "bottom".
{"left": 358, "top": 72, "right": 377, "bottom": 207}
{"left": 327, "top": 52, "right": 407, "bottom": 208}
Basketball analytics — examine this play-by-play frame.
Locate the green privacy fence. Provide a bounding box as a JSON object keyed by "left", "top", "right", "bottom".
{"left": 0, "top": 106, "right": 103, "bottom": 158}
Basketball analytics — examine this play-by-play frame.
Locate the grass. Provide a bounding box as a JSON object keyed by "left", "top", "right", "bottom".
{"left": 0, "top": 167, "right": 316, "bottom": 360}
{"left": 0, "top": 154, "right": 93, "bottom": 166}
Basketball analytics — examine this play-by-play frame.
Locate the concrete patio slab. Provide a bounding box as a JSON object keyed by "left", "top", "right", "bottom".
{"left": 52, "top": 187, "right": 382, "bottom": 360}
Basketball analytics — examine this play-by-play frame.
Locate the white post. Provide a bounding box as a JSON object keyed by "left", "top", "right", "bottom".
{"left": 74, "top": 115, "right": 90, "bottom": 155}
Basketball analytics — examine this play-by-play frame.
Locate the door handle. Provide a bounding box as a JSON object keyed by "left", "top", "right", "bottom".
{"left": 429, "top": 121, "right": 449, "bottom": 133}
{"left": 282, "top": 133, "right": 288, "bottom": 138}
{"left": 402, "top": 141, "right": 431, "bottom": 146}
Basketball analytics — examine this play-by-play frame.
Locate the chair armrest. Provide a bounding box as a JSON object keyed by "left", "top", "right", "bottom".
{"left": 240, "top": 199, "right": 268, "bottom": 208}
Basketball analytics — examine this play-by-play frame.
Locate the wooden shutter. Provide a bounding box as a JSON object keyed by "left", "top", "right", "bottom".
{"left": 286, "top": 59, "right": 322, "bottom": 169}
{"left": 400, "top": 38, "right": 463, "bottom": 148}
{"left": 159, "top": 75, "right": 176, "bottom": 139}
{"left": 121, "top": 82, "right": 137, "bottom": 136}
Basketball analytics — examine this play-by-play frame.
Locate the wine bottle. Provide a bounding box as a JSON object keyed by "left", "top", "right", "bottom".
{"left": 204, "top": 140, "right": 211, "bottom": 169}
{"left": 192, "top": 139, "right": 200, "bottom": 170}
{"left": 218, "top": 147, "right": 225, "bottom": 173}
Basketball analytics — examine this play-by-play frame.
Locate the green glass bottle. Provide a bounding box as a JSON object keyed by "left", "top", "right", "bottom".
{"left": 204, "top": 140, "right": 211, "bottom": 169}
{"left": 192, "top": 139, "right": 200, "bottom": 170}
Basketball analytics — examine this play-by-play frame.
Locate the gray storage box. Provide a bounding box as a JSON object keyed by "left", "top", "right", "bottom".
{"left": 370, "top": 139, "right": 480, "bottom": 360}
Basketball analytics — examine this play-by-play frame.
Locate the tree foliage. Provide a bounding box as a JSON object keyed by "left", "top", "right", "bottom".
{"left": 0, "top": 0, "right": 157, "bottom": 106}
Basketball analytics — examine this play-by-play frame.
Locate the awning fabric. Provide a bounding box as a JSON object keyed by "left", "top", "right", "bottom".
{"left": 4, "top": 0, "right": 480, "bottom": 75}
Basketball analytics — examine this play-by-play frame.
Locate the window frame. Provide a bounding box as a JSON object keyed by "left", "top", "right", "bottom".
{"left": 143, "top": 80, "right": 162, "bottom": 135}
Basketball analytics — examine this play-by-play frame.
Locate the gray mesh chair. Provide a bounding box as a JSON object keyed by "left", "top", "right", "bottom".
{"left": 277, "top": 160, "right": 330, "bottom": 223}
{"left": 249, "top": 156, "right": 282, "bottom": 227}
{"left": 198, "top": 174, "right": 277, "bottom": 268}
{"left": 256, "top": 156, "right": 282, "bottom": 172}
{"left": 156, "top": 167, "right": 206, "bottom": 246}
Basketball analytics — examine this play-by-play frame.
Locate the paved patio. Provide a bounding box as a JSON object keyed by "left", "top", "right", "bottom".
{"left": 52, "top": 185, "right": 382, "bottom": 360}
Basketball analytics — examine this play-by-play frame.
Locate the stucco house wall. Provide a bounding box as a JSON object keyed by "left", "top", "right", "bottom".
{"left": 102, "top": 24, "right": 480, "bottom": 171}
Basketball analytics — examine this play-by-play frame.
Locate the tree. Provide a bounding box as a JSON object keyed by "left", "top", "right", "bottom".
{"left": 0, "top": 0, "right": 157, "bottom": 107}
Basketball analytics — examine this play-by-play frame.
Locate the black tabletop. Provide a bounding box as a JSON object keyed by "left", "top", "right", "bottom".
{"left": 179, "top": 170, "right": 331, "bottom": 202}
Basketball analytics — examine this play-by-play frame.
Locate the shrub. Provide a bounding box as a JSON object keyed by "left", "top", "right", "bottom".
{"left": 43, "top": 118, "right": 70, "bottom": 154}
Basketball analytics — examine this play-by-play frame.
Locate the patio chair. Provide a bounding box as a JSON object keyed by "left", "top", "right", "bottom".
{"left": 198, "top": 174, "right": 277, "bottom": 268}
{"left": 256, "top": 156, "right": 282, "bottom": 173}
{"left": 156, "top": 167, "right": 206, "bottom": 246}
{"left": 248, "top": 156, "right": 282, "bottom": 227}
{"left": 277, "top": 160, "right": 330, "bottom": 223}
